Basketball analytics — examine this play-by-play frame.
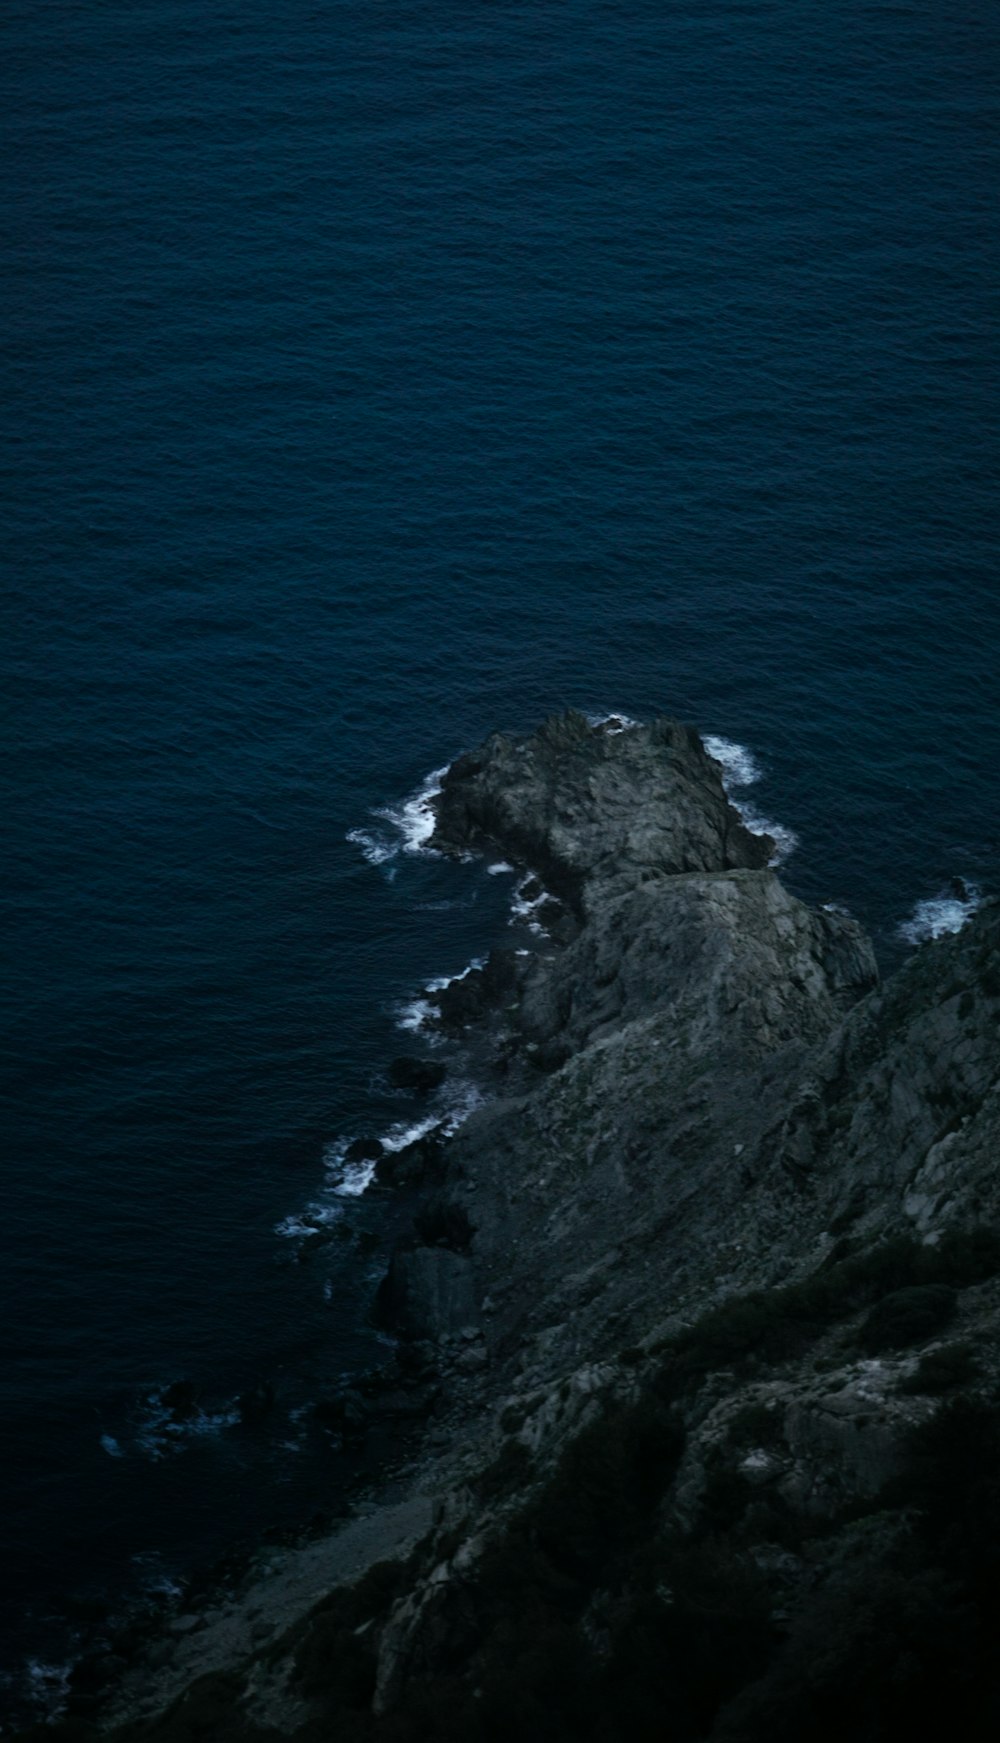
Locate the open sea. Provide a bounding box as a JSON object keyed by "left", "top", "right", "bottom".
{"left": 2, "top": 0, "right": 997, "bottom": 1714}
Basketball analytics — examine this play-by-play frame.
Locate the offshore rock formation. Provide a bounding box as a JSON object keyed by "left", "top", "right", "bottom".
{"left": 51, "top": 714, "right": 999, "bottom": 1743}
{"left": 432, "top": 712, "right": 773, "bottom": 909}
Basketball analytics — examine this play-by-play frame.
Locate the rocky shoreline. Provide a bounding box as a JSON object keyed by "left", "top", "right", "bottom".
{"left": 29, "top": 712, "right": 1000, "bottom": 1741}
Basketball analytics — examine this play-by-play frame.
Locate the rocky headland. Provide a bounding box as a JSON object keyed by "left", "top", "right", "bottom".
{"left": 37, "top": 712, "right": 1000, "bottom": 1743}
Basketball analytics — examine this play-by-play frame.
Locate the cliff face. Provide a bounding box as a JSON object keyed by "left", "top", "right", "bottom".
{"left": 76, "top": 715, "right": 999, "bottom": 1743}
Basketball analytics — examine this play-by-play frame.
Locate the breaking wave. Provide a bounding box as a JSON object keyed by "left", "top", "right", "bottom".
{"left": 276, "top": 1080, "right": 484, "bottom": 1241}
{"left": 898, "top": 881, "right": 982, "bottom": 945}
{"left": 703, "top": 733, "right": 798, "bottom": 864}
{"left": 347, "top": 765, "right": 448, "bottom": 872}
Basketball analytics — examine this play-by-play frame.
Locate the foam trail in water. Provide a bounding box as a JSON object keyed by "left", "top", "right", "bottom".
{"left": 279, "top": 1073, "right": 487, "bottom": 1228}
{"left": 379, "top": 766, "right": 448, "bottom": 852}
{"left": 703, "top": 734, "right": 798, "bottom": 865}
{"left": 510, "top": 873, "right": 556, "bottom": 934}
{"left": 702, "top": 735, "right": 762, "bottom": 789}
{"left": 898, "top": 882, "right": 982, "bottom": 945}
{"left": 347, "top": 765, "right": 449, "bottom": 871}
{"left": 274, "top": 1204, "right": 344, "bottom": 1240}
{"left": 395, "top": 995, "right": 437, "bottom": 1035}
{"left": 345, "top": 826, "right": 396, "bottom": 867}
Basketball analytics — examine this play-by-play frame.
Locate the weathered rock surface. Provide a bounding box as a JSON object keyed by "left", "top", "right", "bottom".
{"left": 433, "top": 710, "right": 773, "bottom": 911}
{"left": 87, "top": 714, "right": 999, "bottom": 1743}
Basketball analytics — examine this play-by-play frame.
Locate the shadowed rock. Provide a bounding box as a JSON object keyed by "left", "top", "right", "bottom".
{"left": 387, "top": 1057, "right": 447, "bottom": 1094}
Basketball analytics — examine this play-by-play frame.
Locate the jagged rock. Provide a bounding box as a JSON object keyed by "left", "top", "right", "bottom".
{"left": 431, "top": 948, "right": 527, "bottom": 1028}
{"left": 374, "top": 1128, "right": 446, "bottom": 1188}
{"left": 432, "top": 711, "right": 772, "bottom": 909}
{"left": 314, "top": 1389, "right": 369, "bottom": 1438}
{"left": 454, "top": 1345, "right": 488, "bottom": 1374}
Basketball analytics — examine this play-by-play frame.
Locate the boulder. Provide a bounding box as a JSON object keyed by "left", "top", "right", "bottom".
{"left": 432, "top": 949, "right": 527, "bottom": 1029}
{"left": 344, "top": 1136, "right": 385, "bottom": 1165}
{"left": 388, "top": 1057, "right": 447, "bottom": 1095}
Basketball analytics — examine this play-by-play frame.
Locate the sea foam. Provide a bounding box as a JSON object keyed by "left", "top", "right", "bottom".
{"left": 898, "top": 882, "right": 982, "bottom": 945}
{"left": 703, "top": 733, "right": 798, "bottom": 865}
{"left": 347, "top": 765, "right": 448, "bottom": 872}
{"left": 586, "top": 711, "right": 639, "bottom": 735}
{"left": 277, "top": 1073, "right": 485, "bottom": 1242}
{"left": 510, "top": 873, "right": 556, "bottom": 934}
{"left": 394, "top": 956, "right": 486, "bottom": 1036}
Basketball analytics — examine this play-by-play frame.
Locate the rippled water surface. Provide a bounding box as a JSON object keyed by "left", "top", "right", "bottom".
{"left": 2, "top": 0, "right": 997, "bottom": 1700}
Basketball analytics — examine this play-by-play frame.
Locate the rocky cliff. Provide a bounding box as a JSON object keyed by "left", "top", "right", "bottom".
{"left": 45, "top": 713, "right": 1000, "bottom": 1743}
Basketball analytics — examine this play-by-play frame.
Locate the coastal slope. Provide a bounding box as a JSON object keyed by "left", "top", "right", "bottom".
{"left": 58, "top": 714, "right": 999, "bottom": 1743}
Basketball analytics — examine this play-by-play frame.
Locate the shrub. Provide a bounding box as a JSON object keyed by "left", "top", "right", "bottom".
{"left": 859, "top": 1285, "right": 956, "bottom": 1354}
{"left": 476, "top": 1436, "right": 532, "bottom": 1502}
{"left": 530, "top": 1397, "right": 685, "bottom": 1581}
{"left": 897, "top": 1340, "right": 979, "bottom": 1395}
{"left": 293, "top": 1558, "right": 407, "bottom": 1703}
{"left": 728, "top": 1400, "right": 786, "bottom": 1450}
{"left": 654, "top": 1227, "right": 1000, "bottom": 1395}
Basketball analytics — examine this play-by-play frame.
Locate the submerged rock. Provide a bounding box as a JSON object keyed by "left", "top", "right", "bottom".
{"left": 159, "top": 1381, "right": 199, "bottom": 1424}
{"left": 236, "top": 1381, "right": 276, "bottom": 1427}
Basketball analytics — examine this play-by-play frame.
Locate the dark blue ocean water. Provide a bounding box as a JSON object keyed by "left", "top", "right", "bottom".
{"left": 2, "top": 0, "right": 997, "bottom": 1704}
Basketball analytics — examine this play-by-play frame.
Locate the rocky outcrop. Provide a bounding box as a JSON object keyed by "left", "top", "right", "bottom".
{"left": 433, "top": 711, "right": 773, "bottom": 912}
{"left": 84, "top": 714, "right": 998, "bottom": 1743}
